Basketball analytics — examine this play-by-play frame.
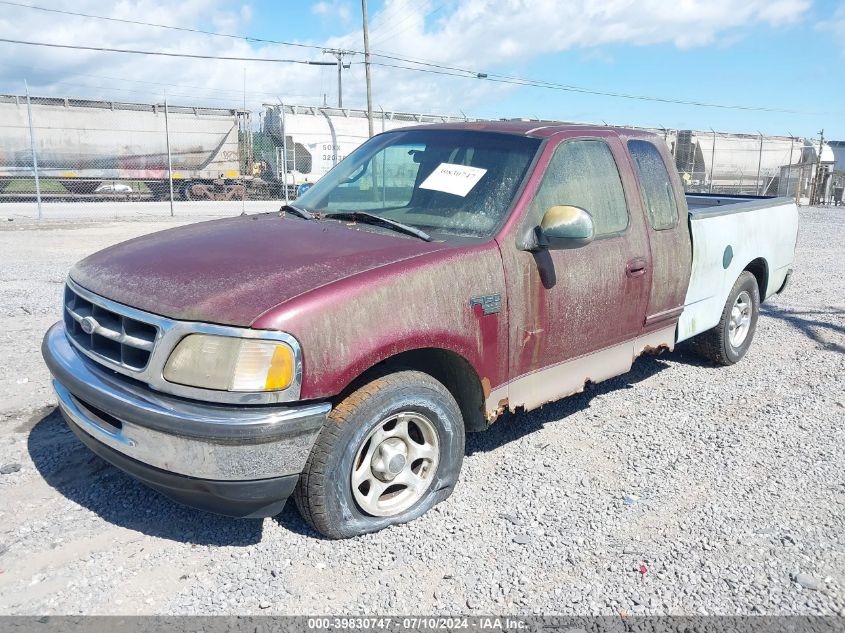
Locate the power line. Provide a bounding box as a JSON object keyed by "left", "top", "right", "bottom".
{"left": 368, "top": 62, "right": 822, "bottom": 114}
{"left": 1, "top": 36, "right": 822, "bottom": 115}
{"left": 367, "top": 0, "right": 415, "bottom": 36}
{"left": 368, "top": 0, "right": 427, "bottom": 44}
{"left": 370, "top": 1, "right": 450, "bottom": 48}
{"left": 20, "top": 77, "right": 300, "bottom": 106}
{"left": 0, "top": 0, "right": 474, "bottom": 75}
{"left": 0, "top": 0, "right": 328, "bottom": 53}
{"left": 0, "top": 60, "right": 301, "bottom": 99}
{"left": 0, "top": 37, "right": 338, "bottom": 64}
{"left": 0, "top": 3, "right": 827, "bottom": 116}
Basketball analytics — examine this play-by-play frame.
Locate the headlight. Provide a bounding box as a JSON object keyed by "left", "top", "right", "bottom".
{"left": 163, "top": 334, "right": 295, "bottom": 392}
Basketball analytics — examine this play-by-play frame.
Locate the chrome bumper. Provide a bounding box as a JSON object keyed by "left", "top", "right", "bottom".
{"left": 43, "top": 322, "right": 330, "bottom": 482}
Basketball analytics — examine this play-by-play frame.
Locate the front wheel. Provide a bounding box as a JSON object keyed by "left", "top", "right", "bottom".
{"left": 294, "top": 370, "right": 465, "bottom": 539}
{"left": 693, "top": 270, "right": 760, "bottom": 365}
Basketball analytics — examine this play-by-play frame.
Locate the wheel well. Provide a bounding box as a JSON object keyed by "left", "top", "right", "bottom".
{"left": 345, "top": 348, "right": 487, "bottom": 433}
{"left": 744, "top": 258, "right": 769, "bottom": 300}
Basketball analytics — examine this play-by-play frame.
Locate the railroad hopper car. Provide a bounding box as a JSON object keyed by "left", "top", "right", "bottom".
{"left": 257, "top": 104, "right": 471, "bottom": 196}
{"left": 0, "top": 95, "right": 250, "bottom": 200}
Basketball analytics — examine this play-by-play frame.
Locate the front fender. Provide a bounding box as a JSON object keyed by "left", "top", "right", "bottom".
{"left": 251, "top": 243, "right": 508, "bottom": 401}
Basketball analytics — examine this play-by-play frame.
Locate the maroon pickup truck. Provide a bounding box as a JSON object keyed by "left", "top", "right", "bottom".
{"left": 42, "top": 121, "right": 797, "bottom": 538}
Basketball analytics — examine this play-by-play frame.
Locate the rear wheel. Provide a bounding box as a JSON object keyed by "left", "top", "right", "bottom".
{"left": 294, "top": 370, "right": 464, "bottom": 539}
{"left": 693, "top": 270, "right": 760, "bottom": 365}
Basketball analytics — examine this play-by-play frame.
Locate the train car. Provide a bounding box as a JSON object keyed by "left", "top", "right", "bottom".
{"left": 0, "top": 95, "right": 250, "bottom": 200}
{"left": 2, "top": 94, "right": 829, "bottom": 203}
{"left": 261, "top": 109, "right": 826, "bottom": 201}
{"left": 258, "top": 104, "right": 471, "bottom": 196}
{"left": 672, "top": 130, "right": 811, "bottom": 196}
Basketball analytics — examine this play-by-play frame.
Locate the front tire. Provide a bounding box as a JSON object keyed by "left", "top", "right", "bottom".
{"left": 294, "top": 370, "right": 465, "bottom": 539}
{"left": 693, "top": 270, "right": 760, "bottom": 365}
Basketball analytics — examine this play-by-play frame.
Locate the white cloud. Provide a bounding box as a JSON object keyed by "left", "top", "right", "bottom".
{"left": 818, "top": 1, "right": 845, "bottom": 48}
{"left": 320, "top": 0, "right": 811, "bottom": 112}
{"left": 0, "top": 0, "right": 812, "bottom": 118}
{"left": 312, "top": 2, "right": 331, "bottom": 15}
{"left": 358, "top": 0, "right": 810, "bottom": 63}
{"left": 0, "top": 1, "right": 322, "bottom": 109}
{"left": 312, "top": 0, "right": 351, "bottom": 22}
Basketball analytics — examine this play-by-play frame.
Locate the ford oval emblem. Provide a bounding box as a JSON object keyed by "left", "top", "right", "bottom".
{"left": 80, "top": 316, "right": 98, "bottom": 335}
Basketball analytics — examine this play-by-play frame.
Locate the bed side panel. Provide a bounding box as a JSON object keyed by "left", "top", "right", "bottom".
{"left": 677, "top": 200, "right": 798, "bottom": 342}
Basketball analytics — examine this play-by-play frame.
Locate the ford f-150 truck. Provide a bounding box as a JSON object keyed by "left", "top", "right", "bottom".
{"left": 42, "top": 121, "right": 798, "bottom": 539}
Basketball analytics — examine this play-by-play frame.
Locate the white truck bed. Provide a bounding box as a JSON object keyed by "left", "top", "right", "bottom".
{"left": 677, "top": 195, "right": 799, "bottom": 343}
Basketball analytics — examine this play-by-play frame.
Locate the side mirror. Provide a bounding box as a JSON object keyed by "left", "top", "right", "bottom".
{"left": 537, "top": 205, "right": 595, "bottom": 250}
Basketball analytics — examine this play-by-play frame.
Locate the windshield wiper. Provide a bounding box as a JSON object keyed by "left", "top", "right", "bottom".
{"left": 321, "top": 211, "right": 433, "bottom": 242}
{"left": 280, "top": 203, "right": 315, "bottom": 220}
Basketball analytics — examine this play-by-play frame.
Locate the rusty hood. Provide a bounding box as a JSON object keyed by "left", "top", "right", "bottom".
{"left": 70, "top": 213, "right": 450, "bottom": 326}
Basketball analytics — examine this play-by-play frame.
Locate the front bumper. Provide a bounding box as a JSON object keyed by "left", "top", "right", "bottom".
{"left": 42, "top": 322, "right": 330, "bottom": 518}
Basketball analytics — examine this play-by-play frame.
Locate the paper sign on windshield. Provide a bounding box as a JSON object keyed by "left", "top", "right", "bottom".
{"left": 419, "top": 163, "right": 487, "bottom": 197}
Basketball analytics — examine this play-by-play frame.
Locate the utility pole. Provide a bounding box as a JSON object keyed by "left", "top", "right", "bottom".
{"left": 322, "top": 49, "right": 352, "bottom": 107}
{"left": 362, "top": 0, "right": 374, "bottom": 137}
{"left": 810, "top": 129, "right": 825, "bottom": 205}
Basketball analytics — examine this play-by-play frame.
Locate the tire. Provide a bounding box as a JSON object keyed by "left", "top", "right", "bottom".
{"left": 693, "top": 270, "right": 760, "bottom": 365}
{"left": 294, "top": 370, "right": 465, "bottom": 539}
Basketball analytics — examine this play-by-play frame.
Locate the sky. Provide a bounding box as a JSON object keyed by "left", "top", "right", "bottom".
{"left": 0, "top": 0, "right": 843, "bottom": 139}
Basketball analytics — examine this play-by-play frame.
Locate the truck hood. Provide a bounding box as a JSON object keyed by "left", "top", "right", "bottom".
{"left": 70, "top": 213, "right": 450, "bottom": 326}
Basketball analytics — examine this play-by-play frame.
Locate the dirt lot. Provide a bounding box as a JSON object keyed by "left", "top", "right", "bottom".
{"left": 0, "top": 206, "right": 842, "bottom": 616}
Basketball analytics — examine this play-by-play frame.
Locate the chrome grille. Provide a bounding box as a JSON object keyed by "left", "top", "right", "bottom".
{"left": 58, "top": 278, "right": 304, "bottom": 405}
{"left": 63, "top": 283, "right": 158, "bottom": 371}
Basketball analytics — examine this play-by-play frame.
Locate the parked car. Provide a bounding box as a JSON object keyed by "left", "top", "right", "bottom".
{"left": 42, "top": 122, "right": 798, "bottom": 538}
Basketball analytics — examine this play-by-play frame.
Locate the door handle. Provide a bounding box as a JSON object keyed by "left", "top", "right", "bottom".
{"left": 626, "top": 258, "right": 648, "bottom": 278}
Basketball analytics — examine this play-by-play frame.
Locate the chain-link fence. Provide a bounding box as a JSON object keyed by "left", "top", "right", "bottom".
{"left": 0, "top": 87, "right": 837, "bottom": 220}
{"left": 0, "top": 91, "right": 259, "bottom": 218}
{"left": 665, "top": 128, "right": 837, "bottom": 202}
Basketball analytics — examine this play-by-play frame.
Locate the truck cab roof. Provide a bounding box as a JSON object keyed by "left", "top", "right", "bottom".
{"left": 396, "top": 119, "right": 657, "bottom": 139}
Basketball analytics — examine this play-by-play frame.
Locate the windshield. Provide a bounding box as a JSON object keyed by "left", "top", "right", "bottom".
{"left": 294, "top": 129, "right": 541, "bottom": 238}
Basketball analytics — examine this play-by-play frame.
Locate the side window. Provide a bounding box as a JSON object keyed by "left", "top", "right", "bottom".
{"left": 628, "top": 140, "right": 679, "bottom": 230}
{"left": 528, "top": 139, "right": 629, "bottom": 237}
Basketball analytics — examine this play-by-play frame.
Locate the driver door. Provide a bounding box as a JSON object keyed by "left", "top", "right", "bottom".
{"left": 501, "top": 133, "right": 652, "bottom": 410}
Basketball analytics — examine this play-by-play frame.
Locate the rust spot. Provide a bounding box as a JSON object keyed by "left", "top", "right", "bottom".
{"left": 480, "top": 377, "right": 492, "bottom": 399}
{"left": 638, "top": 343, "right": 670, "bottom": 357}
{"left": 486, "top": 397, "right": 510, "bottom": 422}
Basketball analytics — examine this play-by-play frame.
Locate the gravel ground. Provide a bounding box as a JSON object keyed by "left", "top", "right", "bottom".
{"left": 2, "top": 199, "right": 277, "bottom": 222}
{"left": 0, "top": 206, "right": 842, "bottom": 616}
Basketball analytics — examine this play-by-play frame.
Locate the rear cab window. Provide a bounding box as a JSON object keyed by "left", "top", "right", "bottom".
{"left": 627, "top": 140, "right": 679, "bottom": 230}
